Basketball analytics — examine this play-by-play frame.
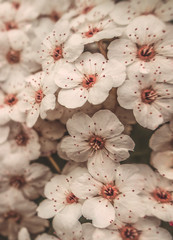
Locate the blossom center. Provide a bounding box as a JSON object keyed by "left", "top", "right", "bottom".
{"left": 153, "top": 188, "right": 172, "bottom": 203}
{"left": 137, "top": 45, "right": 155, "bottom": 61}
{"left": 120, "top": 226, "right": 139, "bottom": 240}
{"left": 89, "top": 135, "right": 105, "bottom": 150}
{"left": 82, "top": 74, "right": 97, "bottom": 89}
{"left": 12, "top": 2, "right": 20, "bottom": 9}
{"left": 5, "top": 21, "right": 18, "bottom": 30}
{"left": 101, "top": 183, "right": 119, "bottom": 200}
{"left": 35, "top": 89, "right": 44, "bottom": 103}
{"left": 84, "top": 27, "right": 99, "bottom": 38}
{"left": 4, "top": 211, "right": 21, "bottom": 223}
{"left": 66, "top": 192, "right": 78, "bottom": 204}
{"left": 15, "top": 131, "right": 29, "bottom": 146}
{"left": 9, "top": 175, "right": 26, "bottom": 189}
{"left": 52, "top": 46, "right": 63, "bottom": 61}
{"left": 141, "top": 88, "right": 157, "bottom": 104}
{"left": 6, "top": 49, "right": 20, "bottom": 64}
{"left": 82, "top": 6, "right": 93, "bottom": 14}
{"left": 4, "top": 94, "right": 18, "bottom": 106}
{"left": 50, "top": 11, "right": 60, "bottom": 22}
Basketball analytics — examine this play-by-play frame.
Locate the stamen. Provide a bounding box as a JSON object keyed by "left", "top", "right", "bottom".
{"left": 4, "top": 94, "right": 18, "bottom": 106}
{"left": 141, "top": 88, "right": 157, "bottom": 104}
{"left": 120, "top": 226, "right": 140, "bottom": 240}
{"left": 66, "top": 192, "right": 78, "bottom": 204}
{"left": 52, "top": 46, "right": 63, "bottom": 61}
{"left": 15, "top": 131, "right": 29, "bottom": 146}
{"left": 9, "top": 175, "right": 26, "bottom": 189}
{"left": 85, "top": 27, "right": 99, "bottom": 38}
{"left": 35, "top": 89, "right": 44, "bottom": 104}
{"left": 82, "top": 74, "right": 97, "bottom": 89}
{"left": 153, "top": 188, "right": 172, "bottom": 203}
{"left": 137, "top": 45, "right": 155, "bottom": 61}
{"left": 89, "top": 135, "right": 105, "bottom": 150}
{"left": 101, "top": 183, "right": 119, "bottom": 200}
{"left": 6, "top": 49, "right": 20, "bottom": 64}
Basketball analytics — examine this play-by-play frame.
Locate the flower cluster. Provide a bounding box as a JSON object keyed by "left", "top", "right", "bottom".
{"left": 0, "top": 0, "right": 173, "bottom": 240}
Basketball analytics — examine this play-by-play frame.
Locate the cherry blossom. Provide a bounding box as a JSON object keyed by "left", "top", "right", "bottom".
{"left": 0, "top": 161, "right": 52, "bottom": 199}
{"left": 0, "top": 79, "right": 25, "bottom": 124}
{"left": 0, "top": 1, "right": 40, "bottom": 32}
{"left": 0, "top": 30, "right": 40, "bottom": 82}
{"left": 70, "top": 163, "right": 145, "bottom": 228}
{"left": 0, "top": 122, "right": 40, "bottom": 162}
{"left": 56, "top": 52, "right": 126, "bottom": 108}
{"left": 110, "top": 0, "right": 173, "bottom": 26}
{"left": 38, "top": 20, "right": 84, "bottom": 73}
{"left": 139, "top": 164, "right": 173, "bottom": 222}
{"left": 60, "top": 110, "right": 135, "bottom": 166}
{"left": 107, "top": 217, "right": 172, "bottom": 240}
{"left": 38, "top": 0, "right": 71, "bottom": 23}
{"left": 70, "top": 0, "right": 115, "bottom": 29}
{"left": 37, "top": 167, "right": 86, "bottom": 220}
{"left": 108, "top": 15, "right": 173, "bottom": 76}
{"left": 73, "top": 16, "right": 122, "bottom": 45}
{"left": 0, "top": 190, "right": 48, "bottom": 240}
{"left": 117, "top": 72, "right": 173, "bottom": 130}
{"left": 19, "top": 71, "right": 58, "bottom": 127}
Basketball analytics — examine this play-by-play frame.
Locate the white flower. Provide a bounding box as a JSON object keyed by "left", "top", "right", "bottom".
{"left": 149, "top": 119, "right": 173, "bottom": 152}
{"left": 38, "top": 0, "right": 71, "bottom": 22}
{"left": 19, "top": 71, "right": 58, "bottom": 128}
{"left": 0, "top": 30, "right": 40, "bottom": 82}
{"left": 56, "top": 52, "right": 126, "bottom": 108}
{"left": 0, "top": 161, "right": 52, "bottom": 199}
{"left": 0, "top": 79, "right": 25, "bottom": 124}
{"left": 108, "top": 15, "right": 173, "bottom": 76}
{"left": 70, "top": 0, "right": 115, "bottom": 29}
{"left": 73, "top": 17, "right": 122, "bottom": 45}
{"left": 34, "top": 118, "right": 65, "bottom": 156}
{"left": 151, "top": 151, "right": 173, "bottom": 180}
{"left": 117, "top": 72, "right": 173, "bottom": 130}
{"left": 138, "top": 164, "right": 173, "bottom": 222}
{"left": 110, "top": 0, "right": 173, "bottom": 26}
{"left": 0, "top": 190, "right": 48, "bottom": 240}
{"left": 38, "top": 20, "right": 84, "bottom": 73}
{"left": 71, "top": 163, "right": 145, "bottom": 228}
{"left": 0, "top": 1, "right": 40, "bottom": 32}
{"left": 60, "top": 110, "right": 135, "bottom": 167}
{"left": 0, "top": 122, "right": 40, "bottom": 162}
{"left": 37, "top": 167, "right": 86, "bottom": 220}
{"left": 106, "top": 217, "right": 172, "bottom": 240}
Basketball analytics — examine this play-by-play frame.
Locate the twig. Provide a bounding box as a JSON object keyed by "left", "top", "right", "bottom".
{"left": 48, "top": 156, "right": 61, "bottom": 173}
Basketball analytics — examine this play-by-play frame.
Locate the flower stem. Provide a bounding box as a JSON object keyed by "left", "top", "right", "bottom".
{"left": 48, "top": 156, "right": 61, "bottom": 173}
